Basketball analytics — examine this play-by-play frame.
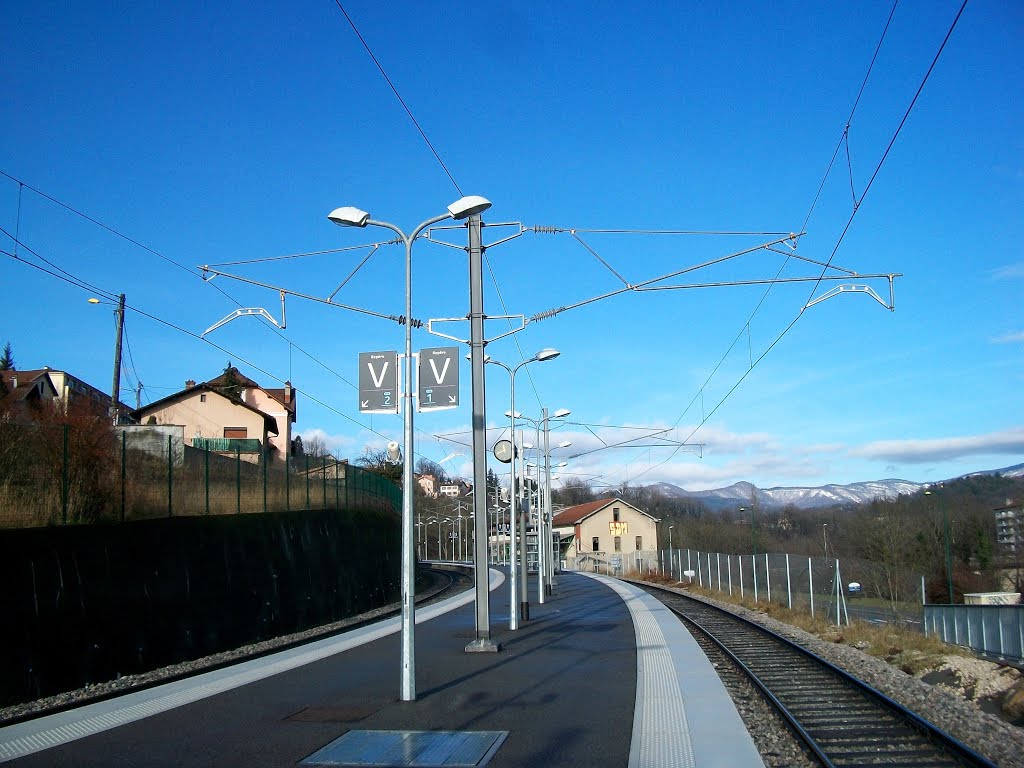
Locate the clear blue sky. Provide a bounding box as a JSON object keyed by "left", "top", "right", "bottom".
{"left": 2, "top": 1, "right": 1021, "bottom": 492}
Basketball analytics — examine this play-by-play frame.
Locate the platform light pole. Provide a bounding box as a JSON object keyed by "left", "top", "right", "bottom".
{"left": 328, "top": 196, "right": 491, "bottom": 701}
{"left": 485, "top": 349, "right": 560, "bottom": 627}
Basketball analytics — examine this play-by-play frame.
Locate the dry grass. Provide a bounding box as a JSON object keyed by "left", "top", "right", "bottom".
{"left": 630, "top": 570, "right": 970, "bottom": 676}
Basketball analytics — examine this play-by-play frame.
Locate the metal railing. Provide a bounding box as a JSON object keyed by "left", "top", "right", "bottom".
{"left": 0, "top": 422, "right": 400, "bottom": 527}
{"left": 924, "top": 604, "right": 1024, "bottom": 662}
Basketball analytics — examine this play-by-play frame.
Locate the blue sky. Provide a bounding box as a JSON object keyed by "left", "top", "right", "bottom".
{"left": 2, "top": 1, "right": 1021, "bottom": 492}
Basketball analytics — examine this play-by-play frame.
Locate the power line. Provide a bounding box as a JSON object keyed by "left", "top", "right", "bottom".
{"left": 0, "top": 171, "right": 362, "bottom": 394}
{"left": 619, "top": 0, "right": 968, "bottom": 488}
{"left": 331, "top": 2, "right": 463, "bottom": 196}
{"left": 2, "top": 227, "right": 388, "bottom": 438}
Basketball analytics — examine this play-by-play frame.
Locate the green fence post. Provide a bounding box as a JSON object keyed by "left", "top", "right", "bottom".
{"left": 204, "top": 447, "right": 210, "bottom": 515}
{"left": 262, "top": 448, "right": 268, "bottom": 514}
{"left": 285, "top": 453, "right": 290, "bottom": 512}
{"left": 167, "top": 434, "right": 173, "bottom": 518}
{"left": 236, "top": 446, "right": 241, "bottom": 514}
{"left": 120, "top": 429, "right": 126, "bottom": 523}
{"left": 334, "top": 460, "right": 339, "bottom": 510}
{"left": 322, "top": 456, "right": 327, "bottom": 510}
{"left": 62, "top": 424, "right": 69, "bottom": 524}
{"left": 305, "top": 455, "right": 310, "bottom": 510}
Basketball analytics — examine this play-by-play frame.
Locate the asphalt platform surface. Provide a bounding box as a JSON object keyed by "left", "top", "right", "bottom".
{"left": 4, "top": 570, "right": 642, "bottom": 767}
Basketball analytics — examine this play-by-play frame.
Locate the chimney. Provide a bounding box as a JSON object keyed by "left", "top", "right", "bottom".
{"left": 11, "top": 375, "right": 16, "bottom": 389}
{"left": 284, "top": 381, "right": 292, "bottom": 404}
{"left": 185, "top": 379, "right": 196, "bottom": 389}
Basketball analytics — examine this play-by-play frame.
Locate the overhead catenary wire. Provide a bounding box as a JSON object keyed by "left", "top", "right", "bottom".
{"left": 0, "top": 170, "right": 364, "bottom": 395}
{"left": 619, "top": 0, "right": 967, "bottom": 488}
{"left": 1, "top": 225, "right": 389, "bottom": 439}
{"left": 331, "top": 1, "right": 463, "bottom": 197}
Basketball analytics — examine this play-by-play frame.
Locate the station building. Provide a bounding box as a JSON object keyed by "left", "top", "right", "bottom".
{"left": 552, "top": 497, "right": 660, "bottom": 574}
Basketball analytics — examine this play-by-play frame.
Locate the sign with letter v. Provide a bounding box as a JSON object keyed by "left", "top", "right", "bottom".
{"left": 418, "top": 346, "right": 459, "bottom": 412}
{"left": 358, "top": 350, "right": 399, "bottom": 414}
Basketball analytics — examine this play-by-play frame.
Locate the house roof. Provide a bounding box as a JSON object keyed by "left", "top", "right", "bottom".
{"left": 132, "top": 383, "right": 279, "bottom": 436}
{"left": 0, "top": 369, "right": 55, "bottom": 409}
{"left": 551, "top": 497, "right": 660, "bottom": 527}
{"left": 205, "top": 367, "right": 296, "bottom": 419}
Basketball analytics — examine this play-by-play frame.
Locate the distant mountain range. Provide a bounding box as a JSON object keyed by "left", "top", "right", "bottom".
{"left": 648, "top": 462, "right": 1024, "bottom": 510}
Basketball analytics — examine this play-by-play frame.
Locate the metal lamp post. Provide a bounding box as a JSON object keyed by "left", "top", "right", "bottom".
{"left": 669, "top": 525, "right": 674, "bottom": 578}
{"left": 485, "top": 349, "right": 560, "bottom": 628}
{"left": 328, "top": 196, "right": 491, "bottom": 701}
{"left": 925, "top": 489, "right": 954, "bottom": 604}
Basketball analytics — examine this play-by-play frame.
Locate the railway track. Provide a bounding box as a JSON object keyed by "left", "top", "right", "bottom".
{"left": 637, "top": 582, "right": 996, "bottom": 768}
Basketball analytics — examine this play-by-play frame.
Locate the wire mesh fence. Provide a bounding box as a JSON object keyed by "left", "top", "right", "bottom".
{"left": 0, "top": 422, "right": 400, "bottom": 528}
{"left": 660, "top": 547, "right": 925, "bottom": 625}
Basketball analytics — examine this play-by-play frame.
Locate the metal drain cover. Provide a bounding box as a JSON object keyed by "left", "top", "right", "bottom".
{"left": 301, "top": 729, "right": 508, "bottom": 767}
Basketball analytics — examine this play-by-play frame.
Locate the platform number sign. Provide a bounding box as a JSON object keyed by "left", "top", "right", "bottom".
{"left": 358, "top": 350, "right": 399, "bottom": 414}
{"left": 417, "top": 346, "right": 459, "bottom": 412}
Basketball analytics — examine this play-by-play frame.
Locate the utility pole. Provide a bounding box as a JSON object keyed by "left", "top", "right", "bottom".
{"left": 111, "top": 293, "right": 125, "bottom": 424}
{"left": 466, "top": 212, "right": 498, "bottom": 652}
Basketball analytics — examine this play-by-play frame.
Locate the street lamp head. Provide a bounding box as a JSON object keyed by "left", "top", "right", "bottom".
{"left": 504, "top": 409, "right": 522, "bottom": 418}
{"left": 448, "top": 195, "right": 492, "bottom": 220}
{"left": 553, "top": 408, "right": 571, "bottom": 418}
{"left": 535, "top": 348, "right": 560, "bottom": 362}
{"left": 558, "top": 440, "right": 572, "bottom": 448}
{"left": 87, "top": 297, "right": 101, "bottom": 304}
{"left": 327, "top": 206, "right": 371, "bottom": 228}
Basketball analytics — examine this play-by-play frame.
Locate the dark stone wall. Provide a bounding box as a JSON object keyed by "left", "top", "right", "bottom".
{"left": 0, "top": 506, "right": 400, "bottom": 707}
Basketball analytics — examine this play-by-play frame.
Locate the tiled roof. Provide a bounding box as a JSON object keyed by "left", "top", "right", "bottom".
{"left": 551, "top": 496, "right": 661, "bottom": 527}
{"left": 551, "top": 498, "right": 618, "bottom": 527}
{"left": 132, "top": 383, "right": 280, "bottom": 435}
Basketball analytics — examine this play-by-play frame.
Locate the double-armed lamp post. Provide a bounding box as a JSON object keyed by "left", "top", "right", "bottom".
{"left": 328, "top": 195, "right": 492, "bottom": 701}
{"left": 485, "top": 349, "right": 560, "bottom": 627}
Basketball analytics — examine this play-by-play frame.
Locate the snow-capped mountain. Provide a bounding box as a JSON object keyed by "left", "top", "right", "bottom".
{"left": 648, "top": 462, "right": 1024, "bottom": 510}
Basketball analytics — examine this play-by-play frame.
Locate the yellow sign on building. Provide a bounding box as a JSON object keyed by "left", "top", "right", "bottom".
{"left": 609, "top": 521, "right": 628, "bottom": 536}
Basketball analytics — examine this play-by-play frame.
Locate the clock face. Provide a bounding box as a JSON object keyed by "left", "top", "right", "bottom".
{"left": 492, "top": 439, "right": 514, "bottom": 464}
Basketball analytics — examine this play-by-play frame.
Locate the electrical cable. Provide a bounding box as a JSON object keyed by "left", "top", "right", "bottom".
{"left": 331, "top": 1, "right": 463, "bottom": 196}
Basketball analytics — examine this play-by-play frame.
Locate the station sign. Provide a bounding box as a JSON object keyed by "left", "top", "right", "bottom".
{"left": 418, "top": 346, "right": 459, "bottom": 412}
{"left": 358, "top": 350, "right": 398, "bottom": 414}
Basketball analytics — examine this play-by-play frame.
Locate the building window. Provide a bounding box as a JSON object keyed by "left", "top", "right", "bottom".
{"left": 614, "top": 536, "right": 622, "bottom": 552}
{"left": 224, "top": 427, "right": 247, "bottom": 439}
{"left": 200, "top": 393, "right": 207, "bottom": 402}
{"left": 613, "top": 508, "right": 620, "bottom": 522}
{"left": 635, "top": 536, "right": 642, "bottom": 551}
{"left": 592, "top": 537, "right": 599, "bottom": 552}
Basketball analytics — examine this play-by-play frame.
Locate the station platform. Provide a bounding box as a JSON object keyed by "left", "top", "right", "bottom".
{"left": 0, "top": 569, "right": 763, "bottom": 767}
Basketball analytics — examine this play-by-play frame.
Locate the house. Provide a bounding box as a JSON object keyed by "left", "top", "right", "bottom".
{"left": 552, "top": 497, "right": 660, "bottom": 574}
{"left": 995, "top": 499, "right": 1023, "bottom": 553}
{"left": 131, "top": 368, "right": 296, "bottom": 463}
{"left": 0, "top": 367, "right": 122, "bottom": 423}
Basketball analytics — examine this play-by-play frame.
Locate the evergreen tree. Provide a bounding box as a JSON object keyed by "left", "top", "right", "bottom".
{"left": 0, "top": 342, "right": 14, "bottom": 370}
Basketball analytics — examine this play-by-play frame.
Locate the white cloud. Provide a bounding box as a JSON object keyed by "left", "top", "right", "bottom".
{"left": 297, "top": 427, "right": 359, "bottom": 455}
{"left": 849, "top": 427, "right": 1024, "bottom": 463}
{"left": 992, "top": 331, "right": 1024, "bottom": 344}
{"left": 991, "top": 262, "right": 1024, "bottom": 280}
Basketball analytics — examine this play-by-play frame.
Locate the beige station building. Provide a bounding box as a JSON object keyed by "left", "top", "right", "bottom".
{"left": 552, "top": 497, "right": 660, "bottom": 574}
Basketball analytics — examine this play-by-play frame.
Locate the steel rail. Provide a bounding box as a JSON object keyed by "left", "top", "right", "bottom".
{"left": 639, "top": 582, "right": 996, "bottom": 768}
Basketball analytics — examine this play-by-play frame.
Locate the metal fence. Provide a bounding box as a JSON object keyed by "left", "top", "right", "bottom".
{"left": 657, "top": 548, "right": 925, "bottom": 626}
{"left": 924, "top": 605, "right": 1024, "bottom": 663}
{"left": 0, "top": 422, "right": 400, "bottom": 527}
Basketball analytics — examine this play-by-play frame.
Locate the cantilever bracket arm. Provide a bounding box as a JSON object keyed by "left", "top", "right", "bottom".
{"left": 803, "top": 282, "right": 893, "bottom": 312}
{"left": 202, "top": 291, "right": 287, "bottom": 337}
{"left": 426, "top": 314, "right": 528, "bottom": 345}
